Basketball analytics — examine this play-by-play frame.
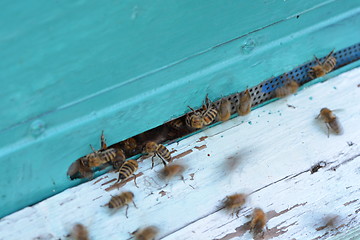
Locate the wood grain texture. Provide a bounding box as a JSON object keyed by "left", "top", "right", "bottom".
{"left": 1, "top": 67, "right": 360, "bottom": 239}
{"left": 2, "top": 0, "right": 360, "bottom": 218}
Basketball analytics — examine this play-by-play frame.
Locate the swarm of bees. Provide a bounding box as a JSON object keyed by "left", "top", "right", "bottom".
{"left": 64, "top": 49, "right": 341, "bottom": 239}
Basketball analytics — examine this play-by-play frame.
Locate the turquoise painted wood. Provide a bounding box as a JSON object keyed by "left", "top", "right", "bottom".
{"left": 1, "top": 0, "right": 360, "bottom": 218}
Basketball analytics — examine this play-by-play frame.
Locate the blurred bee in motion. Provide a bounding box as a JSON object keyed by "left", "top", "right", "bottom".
{"left": 237, "top": 89, "right": 252, "bottom": 116}
{"left": 186, "top": 95, "right": 218, "bottom": 129}
{"left": 67, "top": 131, "right": 125, "bottom": 179}
{"left": 116, "top": 160, "right": 139, "bottom": 187}
{"left": 144, "top": 141, "right": 172, "bottom": 169}
{"left": 316, "top": 108, "right": 342, "bottom": 137}
{"left": 217, "top": 98, "right": 232, "bottom": 122}
{"left": 222, "top": 193, "right": 247, "bottom": 217}
{"left": 107, "top": 191, "right": 137, "bottom": 218}
{"left": 308, "top": 50, "right": 336, "bottom": 79}
{"left": 130, "top": 226, "right": 159, "bottom": 240}
{"left": 160, "top": 163, "right": 186, "bottom": 182}
{"left": 68, "top": 223, "right": 89, "bottom": 240}
{"left": 250, "top": 208, "right": 267, "bottom": 237}
{"left": 275, "top": 79, "right": 299, "bottom": 98}
{"left": 316, "top": 214, "right": 339, "bottom": 231}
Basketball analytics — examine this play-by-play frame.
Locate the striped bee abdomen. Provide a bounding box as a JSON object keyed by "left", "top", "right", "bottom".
{"left": 118, "top": 160, "right": 138, "bottom": 180}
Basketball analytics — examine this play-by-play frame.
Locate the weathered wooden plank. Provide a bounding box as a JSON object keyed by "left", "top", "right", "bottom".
{"left": 1, "top": 67, "right": 360, "bottom": 239}
{"left": 2, "top": 0, "right": 360, "bottom": 218}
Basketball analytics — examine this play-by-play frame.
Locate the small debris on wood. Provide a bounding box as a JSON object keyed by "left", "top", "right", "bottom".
{"left": 159, "top": 190, "right": 167, "bottom": 197}
{"left": 194, "top": 145, "right": 207, "bottom": 150}
{"left": 287, "top": 104, "right": 296, "bottom": 109}
{"left": 347, "top": 141, "right": 355, "bottom": 146}
{"left": 101, "top": 178, "right": 117, "bottom": 186}
{"left": 189, "top": 173, "right": 195, "bottom": 180}
{"left": 357, "top": 83, "right": 360, "bottom": 87}
{"left": 310, "top": 161, "right": 327, "bottom": 174}
{"left": 197, "top": 136, "right": 208, "bottom": 142}
{"left": 172, "top": 149, "right": 193, "bottom": 160}
{"left": 344, "top": 199, "right": 358, "bottom": 206}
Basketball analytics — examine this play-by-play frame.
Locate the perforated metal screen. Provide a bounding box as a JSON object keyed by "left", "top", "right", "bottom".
{"left": 211, "top": 43, "right": 360, "bottom": 115}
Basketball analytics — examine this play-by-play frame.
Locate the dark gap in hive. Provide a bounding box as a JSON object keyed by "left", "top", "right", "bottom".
{"left": 69, "top": 43, "right": 360, "bottom": 180}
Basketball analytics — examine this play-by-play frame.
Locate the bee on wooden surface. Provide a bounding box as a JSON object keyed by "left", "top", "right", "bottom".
{"left": 131, "top": 226, "right": 159, "bottom": 240}
{"left": 316, "top": 108, "right": 342, "bottom": 137}
{"left": 107, "top": 191, "right": 137, "bottom": 218}
{"left": 160, "top": 163, "right": 186, "bottom": 181}
{"left": 217, "top": 98, "right": 232, "bottom": 122}
{"left": 308, "top": 50, "right": 336, "bottom": 79}
{"left": 237, "top": 89, "right": 252, "bottom": 116}
{"left": 116, "top": 160, "right": 139, "bottom": 187}
{"left": 186, "top": 95, "right": 218, "bottom": 129}
{"left": 69, "top": 223, "right": 89, "bottom": 240}
{"left": 275, "top": 79, "right": 299, "bottom": 98}
{"left": 144, "top": 141, "right": 172, "bottom": 169}
{"left": 250, "top": 208, "right": 267, "bottom": 237}
{"left": 222, "top": 193, "right": 247, "bottom": 217}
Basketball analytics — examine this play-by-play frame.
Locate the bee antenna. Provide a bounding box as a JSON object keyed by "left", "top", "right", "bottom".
{"left": 90, "top": 144, "right": 96, "bottom": 152}
{"left": 188, "top": 106, "right": 196, "bottom": 112}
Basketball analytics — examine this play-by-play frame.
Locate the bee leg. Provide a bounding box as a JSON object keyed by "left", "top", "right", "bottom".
{"left": 180, "top": 175, "right": 185, "bottom": 183}
{"left": 100, "top": 130, "right": 107, "bottom": 150}
{"left": 151, "top": 156, "right": 155, "bottom": 169}
{"left": 133, "top": 174, "right": 139, "bottom": 188}
{"left": 314, "top": 55, "right": 322, "bottom": 65}
{"left": 236, "top": 209, "right": 240, "bottom": 218}
{"left": 315, "top": 113, "right": 321, "bottom": 119}
{"left": 326, "top": 123, "right": 330, "bottom": 138}
{"left": 90, "top": 144, "right": 97, "bottom": 153}
{"left": 125, "top": 204, "right": 129, "bottom": 218}
{"left": 132, "top": 200, "right": 138, "bottom": 209}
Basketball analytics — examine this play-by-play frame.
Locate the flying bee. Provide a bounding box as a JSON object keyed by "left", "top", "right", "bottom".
{"left": 69, "top": 223, "right": 89, "bottom": 240}
{"left": 308, "top": 50, "right": 336, "bottom": 79}
{"left": 130, "top": 226, "right": 159, "bottom": 240}
{"left": 222, "top": 193, "right": 247, "bottom": 217}
{"left": 275, "top": 79, "right": 299, "bottom": 98}
{"left": 250, "top": 208, "right": 267, "bottom": 237}
{"left": 316, "top": 108, "right": 342, "bottom": 137}
{"left": 107, "top": 191, "right": 137, "bottom": 218}
{"left": 144, "top": 141, "right": 172, "bottom": 169}
{"left": 237, "top": 89, "right": 252, "bottom": 116}
{"left": 160, "top": 163, "right": 186, "bottom": 182}
{"left": 186, "top": 95, "right": 218, "bottom": 129}
{"left": 217, "top": 98, "right": 232, "bottom": 122}
{"left": 116, "top": 160, "right": 139, "bottom": 187}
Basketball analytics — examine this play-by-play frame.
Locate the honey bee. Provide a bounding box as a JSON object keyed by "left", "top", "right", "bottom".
{"left": 308, "top": 50, "right": 336, "bottom": 79}
{"left": 250, "top": 208, "right": 267, "bottom": 237}
{"left": 186, "top": 95, "right": 218, "bottom": 129}
{"left": 222, "top": 193, "right": 247, "bottom": 217}
{"left": 69, "top": 223, "right": 89, "bottom": 240}
{"left": 217, "top": 99, "right": 232, "bottom": 122}
{"left": 131, "top": 226, "right": 159, "bottom": 240}
{"left": 116, "top": 160, "right": 139, "bottom": 187}
{"left": 167, "top": 118, "right": 185, "bottom": 130}
{"left": 107, "top": 191, "right": 137, "bottom": 218}
{"left": 237, "top": 89, "right": 252, "bottom": 116}
{"left": 275, "top": 79, "right": 299, "bottom": 98}
{"left": 67, "top": 131, "right": 125, "bottom": 179}
{"left": 144, "top": 141, "right": 172, "bottom": 169}
{"left": 160, "top": 163, "right": 186, "bottom": 181}
{"left": 316, "top": 108, "right": 342, "bottom": 137}
{"left": 121, "top": 137, "right": 138, "bottom": 156}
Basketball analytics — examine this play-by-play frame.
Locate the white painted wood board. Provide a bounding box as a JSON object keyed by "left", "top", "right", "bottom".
{"left": 1, "top": 68, "right": 360, "bottom": 240}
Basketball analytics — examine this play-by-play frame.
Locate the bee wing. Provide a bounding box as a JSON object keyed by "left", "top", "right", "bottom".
{"left": 67, "top": 159, "right": 81, "bottom": 179}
